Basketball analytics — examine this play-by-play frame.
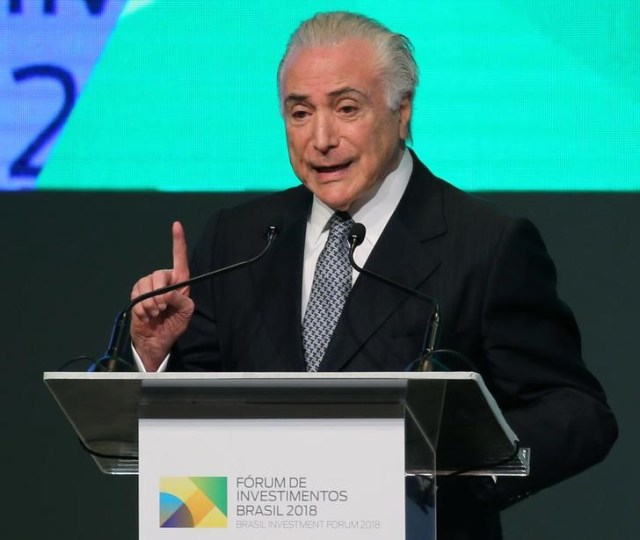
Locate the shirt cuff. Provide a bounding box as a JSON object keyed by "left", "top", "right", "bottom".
{"left": 132, "top": 344, "right": 170, "bottom": 372}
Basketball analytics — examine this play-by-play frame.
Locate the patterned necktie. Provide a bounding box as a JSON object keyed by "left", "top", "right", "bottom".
{"left": 302, "top": 212, "right": 355, "bottom": 372}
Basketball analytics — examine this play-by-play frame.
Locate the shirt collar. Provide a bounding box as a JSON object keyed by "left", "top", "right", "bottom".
{"left": 307, "top": 148, "right": 413, "bottom": 245}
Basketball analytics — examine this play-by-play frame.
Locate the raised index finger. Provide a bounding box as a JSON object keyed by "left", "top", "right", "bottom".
{"left": 171, "top": 221, "right": 190, "bottom": 284}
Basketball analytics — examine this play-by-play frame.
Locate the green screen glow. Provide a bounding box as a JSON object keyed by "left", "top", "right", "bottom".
{"left": 39, "top": 0, "right": 639, "bottom": 191}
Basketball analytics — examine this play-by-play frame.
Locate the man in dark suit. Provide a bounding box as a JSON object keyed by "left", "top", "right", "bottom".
{"left": 129, "top": 12, "right": 617, "bottom": 540}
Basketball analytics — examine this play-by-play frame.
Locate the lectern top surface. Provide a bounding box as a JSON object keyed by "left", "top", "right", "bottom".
{"left": 44, "top": 371, "right": 482, "bottom": 381}
{"left": 43, "top": 371, "right": 526, "bottom": 476}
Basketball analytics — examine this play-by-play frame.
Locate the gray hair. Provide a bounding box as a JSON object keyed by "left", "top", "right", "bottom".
{"left": 278, "top": 11, "right": 418, "bottom": 114}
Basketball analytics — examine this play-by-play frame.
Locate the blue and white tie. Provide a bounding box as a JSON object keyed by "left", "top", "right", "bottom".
{"left": 302, "top": 212, "right": 354, "bottom": 372}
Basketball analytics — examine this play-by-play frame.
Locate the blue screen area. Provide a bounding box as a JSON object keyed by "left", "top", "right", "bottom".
{"left": 2, "top": 0, "right": 638, "bottom": 192}
{"left": 1, "top": 0, "right": 128, "bottom": 190}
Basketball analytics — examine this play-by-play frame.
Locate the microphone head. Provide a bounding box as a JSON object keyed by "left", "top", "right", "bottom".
{"left": 265, "top": 225, "right": 279, "bottom": 241}
{"left": 348, "top": 223, "right": 366, "bottom": 247}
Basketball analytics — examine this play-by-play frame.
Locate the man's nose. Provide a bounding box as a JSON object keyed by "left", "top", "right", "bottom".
{"left": 312, "top": 113, "right": 339, "bottom": 153}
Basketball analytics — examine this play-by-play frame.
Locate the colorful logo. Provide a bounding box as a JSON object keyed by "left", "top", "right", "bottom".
{"left": 160, "top": 476, "right": 228, "bottom": 528}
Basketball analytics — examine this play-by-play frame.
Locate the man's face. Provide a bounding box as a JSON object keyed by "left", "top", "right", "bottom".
{"left": 280, "top": 39, "right": 412, "bottom": 212}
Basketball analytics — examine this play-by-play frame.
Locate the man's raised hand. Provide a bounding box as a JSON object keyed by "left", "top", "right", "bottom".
{"left": 130, "top": 221, "right": 195, "bottom": 371}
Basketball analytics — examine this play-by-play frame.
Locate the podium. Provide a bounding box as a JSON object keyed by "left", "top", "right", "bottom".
{"left": 44, "top": 371, "right": 529, "bottom": 539}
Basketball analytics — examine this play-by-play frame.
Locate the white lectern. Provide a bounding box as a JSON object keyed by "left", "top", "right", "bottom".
{"left": 44, "top": 371, "right": 529, "bottom": 539}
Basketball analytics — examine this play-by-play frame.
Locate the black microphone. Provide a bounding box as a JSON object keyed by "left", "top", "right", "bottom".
{"left": 347, "top": 223, "right": 440, "bottom": 371}
{"left": 96, "top": 225, "right": 279, "bottom": 372}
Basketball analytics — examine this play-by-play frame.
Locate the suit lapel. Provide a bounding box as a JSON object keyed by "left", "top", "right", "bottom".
{"left": 251, "top": 187, "right": 311, "bottom": 371}
{"left": 320, "top": 157, "right": 448, "bottom": 371}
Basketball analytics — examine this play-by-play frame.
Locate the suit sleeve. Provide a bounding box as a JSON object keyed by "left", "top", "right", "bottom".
{"left": 479, "top": 218, "right": 617, "bottom": 507}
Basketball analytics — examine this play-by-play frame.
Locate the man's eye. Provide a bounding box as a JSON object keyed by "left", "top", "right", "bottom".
{"left": 290, "top": 110, "right": 309, "bottom": 120}
{"left": 338, "top": 105, "right": 359, "bottom": 116}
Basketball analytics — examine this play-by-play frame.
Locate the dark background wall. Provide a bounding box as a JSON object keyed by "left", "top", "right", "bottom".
{"left": 1, "top": 191, "right": 637, "bottom": 538}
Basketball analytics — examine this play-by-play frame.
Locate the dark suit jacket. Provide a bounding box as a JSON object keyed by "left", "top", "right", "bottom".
{"left": 168, "top": 154, "right": 617, "bottom": 539}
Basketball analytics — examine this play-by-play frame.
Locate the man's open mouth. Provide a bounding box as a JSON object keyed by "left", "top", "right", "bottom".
{"left": 313, "top": 161, "right": 352, "bottom": 173}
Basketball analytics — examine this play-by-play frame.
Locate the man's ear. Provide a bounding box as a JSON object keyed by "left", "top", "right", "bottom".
{"left": 398, "top": 96, "right": 413, "bottom": 141}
